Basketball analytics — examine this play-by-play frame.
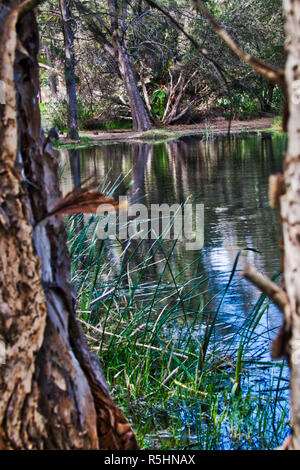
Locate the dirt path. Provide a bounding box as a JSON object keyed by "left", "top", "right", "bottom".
{"left": 61, "top": 116, "right": 278, "bottom": 145}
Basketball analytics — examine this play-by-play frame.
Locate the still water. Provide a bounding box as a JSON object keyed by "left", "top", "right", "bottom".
{"left": 60, "top": 133, "right": 286, "bottom": 349}
{"left": 60, "top": 132, "right": 289, "bottom": 448}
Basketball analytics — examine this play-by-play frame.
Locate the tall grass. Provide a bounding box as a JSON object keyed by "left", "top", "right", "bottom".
{"left": 66, "top": 211, "right": 289, "bottom": 450}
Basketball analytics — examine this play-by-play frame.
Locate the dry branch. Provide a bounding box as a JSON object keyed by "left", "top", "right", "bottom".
{"left": 47, "top": 180, "right": 128, "bottom": 217}
{"left": 39, "top": 62, "right": 63, "bottom": 77}
{"left": 243, "top": 265, "right": 288, "bottom": 313}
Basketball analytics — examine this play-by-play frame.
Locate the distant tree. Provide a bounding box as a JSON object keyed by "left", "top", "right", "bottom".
{"left": 43, "top": 42, "right": 58, "bottom": 99}
{"left": 60, "top": 0, "right": 79, "bottom": 140}
{"left": 75, "top": 0, "right": 152, "bottom": 131}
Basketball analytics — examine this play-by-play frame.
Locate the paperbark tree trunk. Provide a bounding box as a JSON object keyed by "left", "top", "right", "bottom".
{"left": 60, "top": 0, "right": 79, "bottom": 140}
{"left": 281, "top": 0, "right": 300, "bottom": 450}
{"left": 0, "top": 2, "right": 138, "bottom": 450}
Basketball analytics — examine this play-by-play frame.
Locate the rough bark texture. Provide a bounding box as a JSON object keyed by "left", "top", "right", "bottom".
{"left": 282, "top": 0, "right": 300, "bottom": 450}
{"left": 60, "top": 0, "right": 79, "bottom": 141}
{"left": 0, "top": 2, "right": 138, "bottom": 450}
{"left": 108, "top": 0, "right": 152, "bottom": 132}
{"left": 117, "top": 48, "right": 152, "bottom": 131}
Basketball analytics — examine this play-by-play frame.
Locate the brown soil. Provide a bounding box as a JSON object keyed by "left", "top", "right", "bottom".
{"left": 165, "top": 116, "right": 276, "bottom": 134}
{"left": 61, "top": 116, "right": 278, "bottom": 144}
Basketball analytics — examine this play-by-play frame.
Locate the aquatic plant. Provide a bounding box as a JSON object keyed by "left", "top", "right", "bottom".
{"left": 67, "top": 211, "right": 289, "bottom": 450}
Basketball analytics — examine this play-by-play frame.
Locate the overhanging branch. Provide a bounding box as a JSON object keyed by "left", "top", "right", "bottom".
{"left": 144, "top": 0, "right": 234, "bottom": 132}
{"left": 243, "top": 265, "right": 288, "bottom": 313}
{"left": 192, "top": 0, "right": 285, "bottom": 87}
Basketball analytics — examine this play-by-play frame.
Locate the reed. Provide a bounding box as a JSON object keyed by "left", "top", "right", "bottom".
{"left": 66, "top": 210, "right": 289, "bottom": 450}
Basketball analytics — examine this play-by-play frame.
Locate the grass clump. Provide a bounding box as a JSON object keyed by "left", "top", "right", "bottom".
{"left": 270, "top": 116, "right": 283, "bottom": 132}
{"left": 66, "top": 209, "right": 289, "bottom": 450}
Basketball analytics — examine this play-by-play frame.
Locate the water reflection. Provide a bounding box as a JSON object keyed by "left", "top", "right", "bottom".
{"left": 60, "top": 133, "right": 286, "bottom": 349}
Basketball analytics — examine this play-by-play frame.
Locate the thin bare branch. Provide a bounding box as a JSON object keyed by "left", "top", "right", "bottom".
{"left": 144, "top": 0, "right": 234, "bottom": 132}
{"left": 39, "top": 62, "right": 63, "bottom": 76}
{"left": 243, "top": 265, "right": 288, "bottom": 313}
{"left": 192, "top": 0, "right": 285, "bottom": 87}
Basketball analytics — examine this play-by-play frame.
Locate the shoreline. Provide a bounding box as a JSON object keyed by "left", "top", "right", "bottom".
{"left": 57, "top": 116, "right": 281, "bottom": 148}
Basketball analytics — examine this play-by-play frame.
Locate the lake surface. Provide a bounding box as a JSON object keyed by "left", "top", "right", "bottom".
{"left": 60, "top": 133, "right": 286, "bottom": 347}
{"left": 60, "top": 132, "right": 289, "bottom": 448}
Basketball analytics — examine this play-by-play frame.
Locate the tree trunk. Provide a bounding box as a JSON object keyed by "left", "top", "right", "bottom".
{"left": 108, "top": 0, "right": 152, "bottom": 132}
{"left": 0, "top": 3, "right": 138, "bottom": 450}
{"left": 281, "top": 0, "right": 300, "bottom": 450}
{"left": 117, "top": 47, "right": 152, "bottom": 131}
{"left": 44, "top": 43, "right": 58, "bottom": 99}
{"left": 60, "top": 0, "right": 79, "bottom": 140}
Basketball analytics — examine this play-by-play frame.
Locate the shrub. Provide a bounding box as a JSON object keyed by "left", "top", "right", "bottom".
{"left": 218, "top": 93, "right": 261, "bottom": 120}
{"left": 151, "top": 88, "right": 168, "bottom": 120}
{"left": 81, "top": 118, "right": 132, "bottom": 130}
{"left": 40, "top": 94, "right": 95, "bottom": 132}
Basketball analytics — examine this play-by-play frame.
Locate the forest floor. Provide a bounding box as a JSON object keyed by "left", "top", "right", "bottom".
{"left": 60, "top": 116, "right": 279, "bottom": 147}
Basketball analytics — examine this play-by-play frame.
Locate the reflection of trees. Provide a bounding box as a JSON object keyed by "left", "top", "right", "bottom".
{"left": 69, "top": 148, "right": 81, "bottom": 187}
{"left": 68, "top": 148, "right": 84, "bottom": 230}
{"left": 121, "top": 144, "right": 153, "bottom": 274}
{"left": 131, "top": 144, "right": 152, "bottom": 205}
{"left": 59, "top": 135, "right": 285, "bottom": 338}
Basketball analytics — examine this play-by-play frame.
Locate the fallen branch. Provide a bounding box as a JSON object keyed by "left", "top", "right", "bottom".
{"left": 243, "top": 265, "right": 288, "bottom": 313}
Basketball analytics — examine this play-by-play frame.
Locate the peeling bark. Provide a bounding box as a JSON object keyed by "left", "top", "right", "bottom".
{"left": 0, "top": 2, "right": 138, "bottom": 450}
{"left": 281, "top": 0, "right": 300, "bottom": 450}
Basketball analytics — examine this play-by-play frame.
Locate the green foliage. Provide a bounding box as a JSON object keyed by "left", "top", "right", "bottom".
{"left": 77, "top": 101, "right": 95, "bottom": 126}
{"left": 151, "top": 88, "right": 168, "bottom": 120}
{"left": 219, "top": 93, "right": 261, "bottom": 120}
{"left": 270, "top": 116, "right": 283, "bottom": 132}
{"left": 271, "top": 86, "right": 285, "bottom": 114}
{"left": 39, "top": 102, "right": 47, "bottom": 114}
{"left": 38, "top": 0, "right": 286, "bottom": 127}
{"left": 50, "top": 99, "right": 68, "bottom": 131}
{"left": 40, "top": 97, "right": 95, "bottom": 132}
